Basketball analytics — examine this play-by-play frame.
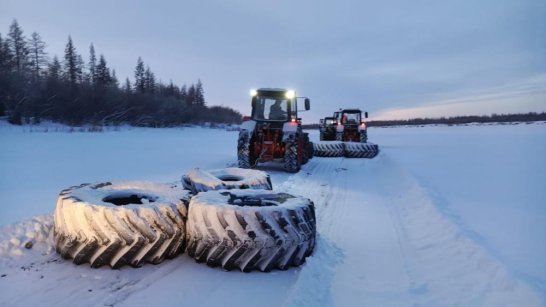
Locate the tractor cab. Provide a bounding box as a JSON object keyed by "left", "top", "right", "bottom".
{"left": 319, "top": 116, "right": 337, "bottom": 141}
{"left": 250, "top": 88, "right": 309, "bottom": 124}
{"left": 335, "top": 108, "right": 369, "bottom": 143}
{"left": 238, "top": 88, "right": 313, "bottom": 173}
{"left": 335, "top": 109, "right": 367, "bottom": 125}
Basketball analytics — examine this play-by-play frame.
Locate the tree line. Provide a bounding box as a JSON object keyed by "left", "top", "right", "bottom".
{"left": 302, "top": 112, "right": 546, "bottom": 129}
{"left": 366, "top": 112, "right": 546, "bottom": 127}
{"left": 0, "top": 20, "right": 242, "bottom": 126}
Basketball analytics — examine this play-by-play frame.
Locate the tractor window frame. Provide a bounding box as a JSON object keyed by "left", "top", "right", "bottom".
{"left": 252, "top": 97, "right": 290, "bottom": 121}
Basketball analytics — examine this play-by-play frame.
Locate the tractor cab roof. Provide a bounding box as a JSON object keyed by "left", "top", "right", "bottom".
{"left": 256, "top": 88, "right": 290, "bottom": 98}
{"left": 340, "top": 108, "right": 362, "bottom": 114}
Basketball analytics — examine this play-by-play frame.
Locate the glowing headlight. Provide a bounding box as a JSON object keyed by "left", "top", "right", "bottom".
{"left": 285, "top": 90, "right": 295, "bottom": 99}
{"left": 250, "top": 89, "right": 257, "bottom": 96}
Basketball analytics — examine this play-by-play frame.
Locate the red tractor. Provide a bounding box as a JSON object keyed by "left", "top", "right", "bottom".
{"left": 319, "top": 116, "right": 337, "bottom": 141}
{"left": 237, "top": 88, "right": 313, "bottom": 173}
{"left": 335, "top": 109, "right": 369, "bottom": 142}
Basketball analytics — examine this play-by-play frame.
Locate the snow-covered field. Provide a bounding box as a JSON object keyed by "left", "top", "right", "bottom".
{"left": 0, "top": 121, "right": 545, "bottom": 306}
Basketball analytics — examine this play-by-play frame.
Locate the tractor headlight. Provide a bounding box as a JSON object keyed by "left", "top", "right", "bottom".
{"left": 250, "top": 89, "right": 257, "bottom": 96}
{"left": 285, "top": 90, "right": 295, "bottom": 99}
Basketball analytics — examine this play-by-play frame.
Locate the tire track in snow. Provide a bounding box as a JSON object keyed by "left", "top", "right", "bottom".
{"left": 364, "top": 155, "right": 542, "bottom": 306}
{"left": 277, "top": 153, "right": 542, "bottom": 306}
{"left": 278, "top": 157, "right": 415, "bottom": 306}
{"left": 274, "top": 158, "right": 346, "bottom": 306}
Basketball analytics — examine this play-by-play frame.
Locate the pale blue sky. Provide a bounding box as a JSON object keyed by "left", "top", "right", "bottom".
{"left": 1, "top": 0, "right": 545, "bottom": 121}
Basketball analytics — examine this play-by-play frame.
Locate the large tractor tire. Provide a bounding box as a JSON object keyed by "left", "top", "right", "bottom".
{"left": 302, "top": 134, "right": 313, "bottom": 165}
{"left": 284, "top": 140, "right": 301, "bottom": 173}
{"left": 360, "top": 130, "right": 368, "bottom": 143}
{"left": 344, "top": 142, "right": 379, "bottom": 158}
{"left": 53, "top": 182, "right": 191, "bottom": 268}
{"left": 313, "top": 141, "right": 344, "bottom": 157}
{"left": 186, "top": 189, "right": 316, "bottom": 272}
{"left": 237, "top": 131, "right": 252, "bottom": 169}
{"left": 306, "top": 141, "right": 314, "bottom": 160}
{"left": 182, "top": 168, "right": 272, "bottom": 194}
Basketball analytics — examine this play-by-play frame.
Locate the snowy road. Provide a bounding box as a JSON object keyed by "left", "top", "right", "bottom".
{"left": 1, "top": 123, "right": 544, "bottom": 306}
{"left": 279, "top": 156, "right": 540, "bottom": 306}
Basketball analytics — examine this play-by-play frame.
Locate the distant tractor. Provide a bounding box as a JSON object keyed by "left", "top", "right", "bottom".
{"left": 238, "top": 88, "right": 313, "bottom": 173}
{"left": 335, "top": 108, "right": 369, "bottom": 142}
{"left": 319, "top": 116, "right": 337, "bottom": 141}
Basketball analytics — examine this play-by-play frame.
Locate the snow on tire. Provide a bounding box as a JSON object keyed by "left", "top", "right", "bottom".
{"left": 186, "top": 189, "right": 316, "bottom": 272}
{"left": 182, "top": 167, "right": 272, "bottom": 194}
{"left": 313, "top": 141, "right": 344, "bottom": 157}
{"left": 344, "top": 142, "right": 379, "bottom": 158}
{"left": 53, "top": 182, "right": 191, "bottom": 268}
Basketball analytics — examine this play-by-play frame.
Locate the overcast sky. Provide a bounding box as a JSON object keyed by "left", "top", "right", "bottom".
{"left": 1, "top": 0, "right": 545, "bottom": 121}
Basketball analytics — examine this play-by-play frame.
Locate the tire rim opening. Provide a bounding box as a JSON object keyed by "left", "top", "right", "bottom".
{"left": 221, "top": 192, "right": 294, "bottom": 207}
{"left": 103, "top": 193, "right": 157, "bottom": 206}
{"left": 216, "top": 175, "right": 244, "bottom": 182}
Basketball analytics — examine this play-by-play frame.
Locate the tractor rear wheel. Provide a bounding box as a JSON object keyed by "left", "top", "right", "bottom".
{"left": 238, "top": 132, "right": 256, "bottom": 168}
{"left": 360, "top": 130, "right": 368, "bottom": 143}
{"left": 302, "top": 134, "right": 312, "bottom": 165}
{"left": 306, "top": 141, "right": 314, "bottom": 160}
{"left": 284, "top": 140, "right": 301, "bottom": 173}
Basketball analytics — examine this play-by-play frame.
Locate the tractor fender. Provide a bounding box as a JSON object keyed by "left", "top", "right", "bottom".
{"left": 240, "top": 120, "right": 256, "bottom": 134}
{"left": 282, "top": 131, "right": 298, "bottom": 143}
{"left": 282, "top": 122, "right": 299, "bottom": 142}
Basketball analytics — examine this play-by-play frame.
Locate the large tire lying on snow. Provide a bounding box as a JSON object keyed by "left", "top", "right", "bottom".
{"left": 344, "top": 142, "right": 379, "bottom": 158}
{"left": 182, "top": 168, "right": 272, "bottom": 194}
{"left": 186, "top": 189, "right": 316, "bottom": 272}
{"left": 313, "top": 141, "right": 344, "bottom": 157}
{"left": 53, "top": 182, "right": 191, "bottom": 268}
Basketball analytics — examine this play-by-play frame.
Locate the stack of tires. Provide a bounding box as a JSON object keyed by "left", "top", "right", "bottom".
{"left": 313, "top": 141, "right": 379, "bottom": 158}
{"left": 53, "top": 168, "right": 316, "bottom": 272}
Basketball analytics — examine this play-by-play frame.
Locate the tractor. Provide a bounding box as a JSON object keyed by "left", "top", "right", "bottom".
{"left": 335, "top": 108, "right": 369, "bottom": 142}
{"left": 319, "top": 116, "right": 337, "bottom": 141}
{"left": 237, "top": 88, "right": 313, "bottom": 173}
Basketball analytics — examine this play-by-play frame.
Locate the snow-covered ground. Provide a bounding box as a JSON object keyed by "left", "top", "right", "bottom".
{"left": 0, "top": 122, "right": 545, "bottom": 306}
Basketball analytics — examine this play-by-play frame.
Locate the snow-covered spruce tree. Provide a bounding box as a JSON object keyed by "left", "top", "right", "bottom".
{"left": 48, "top": 55, "right": 62, "bottom": 81}
{"left": 111, "top": 69, "right": 119, "bottom": 88}
{"left": 76, "top": 54, "right": 84, "bottom": 84}
{"left": 195, "top": 78, "right": 206, "bottom": 106}
{"left": 63, "top": 36, "right": 79, "bottom": 86}
{"left": 124, "top": 78, "right": 131, "bottom": 94}
{"left": 144, "top": 66, "right": 155, "bottom": 93}
{"left": 0, "top": 34, "right": 14, "bottom": 72}
{"left": 27, "top": 32, "right": 48, "bottom": 82}
{"left": 95, "top": 54, "right": 111, "bottom": 87}
{"left": 88, "top": 44, "right": 96, "bottom": 85}
{"left": 134, "top": 57, "right": 145, "bottom": 93}
{"left": 7, "top": 20, "right": 29, "bottom": 75}
{"left": 0, "top": 34, "right": 14, "bottom": 117}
